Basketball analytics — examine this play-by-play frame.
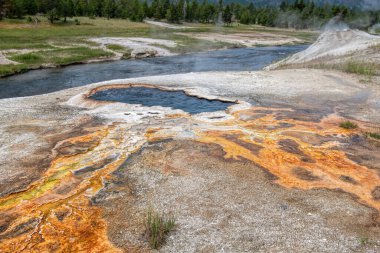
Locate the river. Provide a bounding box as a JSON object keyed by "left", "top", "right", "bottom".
{"left": 0, "top": 45, "right": 307, "bottom": 99}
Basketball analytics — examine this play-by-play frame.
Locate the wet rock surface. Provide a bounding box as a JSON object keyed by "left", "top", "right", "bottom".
{"left": 98, "top": 140, "right": 380, "bottom": 252}
{"left": 0, "top": 69, "right": 379, "bottom": 252}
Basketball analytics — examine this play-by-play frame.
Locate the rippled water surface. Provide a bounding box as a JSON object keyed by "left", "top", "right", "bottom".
{"left": 0, "top": 45, "right": 307, "bottom": 99}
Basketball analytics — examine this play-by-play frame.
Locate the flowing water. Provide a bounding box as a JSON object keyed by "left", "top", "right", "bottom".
{"left": 0, "top": 45, "right": 307, "bottom": 99}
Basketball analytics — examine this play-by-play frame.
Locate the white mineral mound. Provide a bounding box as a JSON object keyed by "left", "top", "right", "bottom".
{"left": 267, "top": 29, "right": 380, "bottom": 69}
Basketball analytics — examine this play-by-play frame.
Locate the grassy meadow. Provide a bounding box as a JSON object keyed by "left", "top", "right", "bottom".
{"left": 0, "top": 17, "right": 318, "bottom": 77}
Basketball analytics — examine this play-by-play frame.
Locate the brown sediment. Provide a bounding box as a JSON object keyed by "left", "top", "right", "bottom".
{"left": 100, "top": 139, "right": 379, "bottom": 252}
{"left": 0, "top": 102, "right": 379, "bottom": 251}
{"left": 339, "top": 175, "right": 358, "bottom": 185}
{"left": 373, "top": 186, "right": 380, "bottom": 201}
{"left": 196, "top": 108, "right": 380, "bottom": 214}
{"left": 0, "top": 123, "right": 143, "bottom": 252}
{"left": 0, "top": 115, "right": 104, "bottom": 198}
{"left": 292, "top": 167, "right": 321, "bottom": 181}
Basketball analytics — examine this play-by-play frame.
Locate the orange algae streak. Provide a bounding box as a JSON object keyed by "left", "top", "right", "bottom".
{"left": 197, "top": 108, "right": 380, "bottom": 213}
{"left": 1, "top": 105, "right": 380, "bottom": 251}
{"left": 0, "top": 125, "right": 136, "bottom": 252}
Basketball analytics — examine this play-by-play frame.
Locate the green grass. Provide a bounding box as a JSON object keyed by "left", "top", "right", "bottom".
{"left": 9, "top": 47, "right": 113, "bottom": 67}
{"left": 145, "top": 210, "right": 176, "bottom": 249}
{"left": 10, "top": 52, "right": 42, "bottom": 64}
{"left": 342, "top": 61, "right": 377, "bottom": 76}
{"left": 367, "top": 132, "right": 380, "bottom": 140}
{"left": 0, "top": 17, "right": 153, "bottom": 50}
{"left": 46, "top": 47, "right": 113, "bottom": 65}
{"left": 0, "top": 17, "right": 317, "bottom": 77}
{"left": 105, "top": 44, "right": 131, "bottom": 59}
{"left": 304, "top": 59, "right": 379, "bottom": 78}
{"left": 359, "top": 237, "right": 369, "bottom": 246}
{"left": 0, "top": 64, "right": 28, "bottom": 76}
{"left": 106, "top": 44, "right": 125, "bottom": 51}
{"left": 0, "top": 17, "right": 315, "bottom": 51}
{"left": 339, "top": 121, "right": 358, "bottom": 129}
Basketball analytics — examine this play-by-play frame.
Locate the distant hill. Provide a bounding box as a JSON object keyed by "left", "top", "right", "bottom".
{"left": 221, "top": 0, "right": 380, "bottom": 10}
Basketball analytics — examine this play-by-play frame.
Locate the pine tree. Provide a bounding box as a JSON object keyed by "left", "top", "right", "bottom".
{"left": 44, "top": 0, "right": 60, "bottom": 23}
{"left": 239, "top": 9, "right": 251, "bottom": 24}
{"left": 103, "top": 0, "right": 116, "bottom": 19}
{"left": 142, "top": 0, "right": 150, "bottom": 18}
{"left": 0, "top": 0, "right": 9, "bottom": 20}
{"left": 177, "top": 0, "right": 185, "bottom": 21}
{"left": 166, "top": 3, "right": 178, "bottom": 23}
{"left": 280, "top": 1, "right": 288, "bottom": 11}
{"left": 59, "top": 0, "right": 74, "bottom": 22}
{"left": 222, "top": 4, "right": 232, "bottom": 26}
{"left": 23, "top": 0, "right": 37, "bottom": 15}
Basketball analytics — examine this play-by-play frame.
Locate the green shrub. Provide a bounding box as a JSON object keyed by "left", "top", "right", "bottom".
{"left": 145, "top": 210, "right": 175, "bottom": 249}
{"left": 340, "top": 121, "right": 358, "bottom": 129}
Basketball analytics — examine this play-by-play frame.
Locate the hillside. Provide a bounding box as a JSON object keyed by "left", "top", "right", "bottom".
{"left": 266, "top": 29, "right": 380, "bottom": 79}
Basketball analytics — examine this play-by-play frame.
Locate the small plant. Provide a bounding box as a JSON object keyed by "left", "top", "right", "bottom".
{"left": 145, "top": 210, "right": 175, "bottom": 249}
{"left": 74, "top": 18, "right": 80, "bottom": 25}
{"left": 339, "top": 121, "right": 358, "bottom": 130}
{"left": 367, "top": 132, "right": 380, "bottom": 140}
{"left": 359, "top": 237, "right": 369, "bottom": 246}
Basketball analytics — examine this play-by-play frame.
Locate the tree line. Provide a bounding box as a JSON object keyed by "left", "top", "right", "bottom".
{"left": 0, "top": 0, "right": 379, "bottom": 29}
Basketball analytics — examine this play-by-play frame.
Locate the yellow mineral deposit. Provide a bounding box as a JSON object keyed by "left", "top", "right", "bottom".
{"left": 0, "top": 105, "right": 379, "bottom": 252}
{"left": 197, "top": 108, "right": 380, "bottom": 213}
{"left": 0, "top": 124, "right": 143, "bottom": 252}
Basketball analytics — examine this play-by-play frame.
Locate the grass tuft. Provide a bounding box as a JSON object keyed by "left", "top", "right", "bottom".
{"left": 0, "top": 64, "right": 28, "bottom": 76}
{"left": 359, "top": 237, "right": 369, "bottom": 246}
{"left": 106, "top": 44, "right": 125, "bottom": 51}
{"left": 105, "top": 44, "right": 131, "bottom": 59}
{"left": 10, "top": 53, "right": 42, "bottom": 64}
{"left": 367, "top": 132, "right": 380, "bottom": 140}
{"left": 343, "top": 61, "right": 377, "bottom": 76}
{"left": 145, "top": 210, "right": 175, "bottom": 249}
{"left": 339, "top": 121, "right": 358, "bottom": 130}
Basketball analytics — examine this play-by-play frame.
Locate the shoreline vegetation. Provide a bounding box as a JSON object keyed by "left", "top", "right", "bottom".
{"left": 0, "top": 0, "right": 378, "bottom": 78}
{"left": 0, "top": 17, "right": 317, "bottom": 78}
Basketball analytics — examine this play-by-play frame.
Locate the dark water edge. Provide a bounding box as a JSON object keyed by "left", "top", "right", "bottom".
{"left": 0, "top": 45, "right": 307, "bottom": 99}
{"left": 90, "top": 87, "right": 235, "bottom": 114}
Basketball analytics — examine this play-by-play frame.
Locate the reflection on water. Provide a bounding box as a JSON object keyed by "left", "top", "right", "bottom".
{"left": 90, "top": 87, "right": 235, "bottom": 114}
{"left": 0, "top": 45, "right": 307, "bottom": 99}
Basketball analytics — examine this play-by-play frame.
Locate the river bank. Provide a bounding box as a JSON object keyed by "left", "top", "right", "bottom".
{"left": 0, "top": 45, "right": 307, "bottom": 99}
{"left": 0, "top": 17, "right": 316, "bottom": 78}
